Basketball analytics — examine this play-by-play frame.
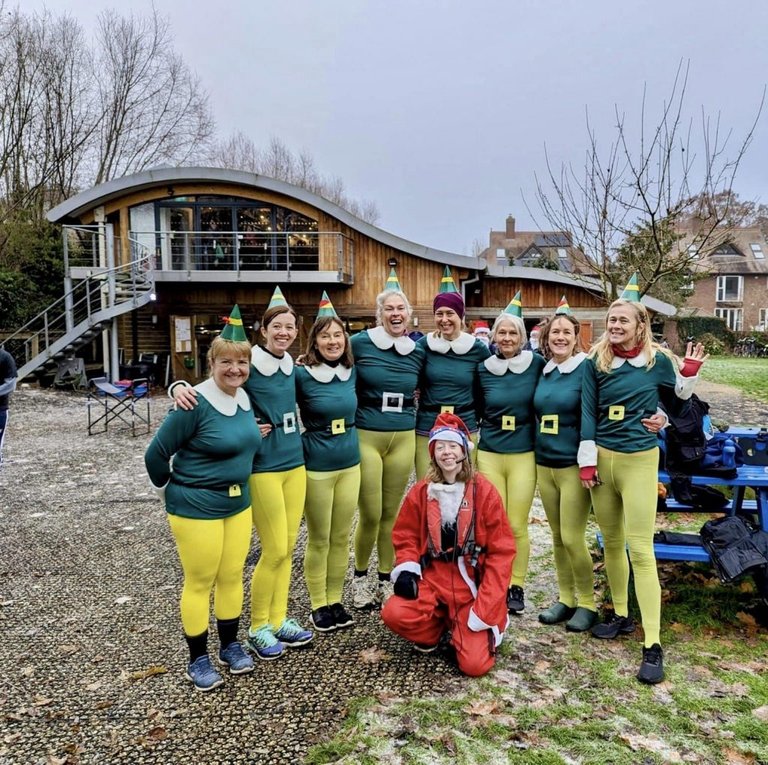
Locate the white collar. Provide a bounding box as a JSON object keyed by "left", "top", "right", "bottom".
{"left": 543, "top": 351, "right": 587, "bottom": 376}
{"left": 304, "top": 363, "right": 352, "bottom": 383}
{"left": 195, "top": 378, "right": 251, "bottom": 415}
{"left": 610, "top": 350, "right": 650, "bottom": 369}
{"left": 426, "top": 331, "right": 476, "bottom": 355}
{"left": 251, "top": 345, "right": 293, "bottom": 376}
{"left": 368, "top": 326, "right": 416, "bottom": 355}
{"left": 484, "top": 350, "right": 534, "bottom": 376}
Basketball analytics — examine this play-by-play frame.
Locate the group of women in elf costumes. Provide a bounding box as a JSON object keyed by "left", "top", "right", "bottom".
{"left": 145, "top": 269, "right": 707, "bottom": 690}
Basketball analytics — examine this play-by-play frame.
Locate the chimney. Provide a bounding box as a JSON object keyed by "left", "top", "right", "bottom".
{"left": 506, "top": 215, "right": 516, "bottom": 238}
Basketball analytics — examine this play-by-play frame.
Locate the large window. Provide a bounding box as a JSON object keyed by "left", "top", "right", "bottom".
{"left": 716, "top": 275, "right": 742, "bottom": 302}
{"left": 715, "top": 308, "right": 743, "bottom": 331}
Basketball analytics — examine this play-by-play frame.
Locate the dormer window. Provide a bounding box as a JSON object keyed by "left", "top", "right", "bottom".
{"left": 750, "top": 243, "right": 765, "bottom": 259}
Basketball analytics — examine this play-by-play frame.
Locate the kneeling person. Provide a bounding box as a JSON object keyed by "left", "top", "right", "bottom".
{"left": 381, "top": 413, "right": 516, "bottom": 677}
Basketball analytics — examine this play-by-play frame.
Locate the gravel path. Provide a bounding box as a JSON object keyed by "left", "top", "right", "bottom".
{"left": 1, "top": 382, "right": 766, "bottom": 764}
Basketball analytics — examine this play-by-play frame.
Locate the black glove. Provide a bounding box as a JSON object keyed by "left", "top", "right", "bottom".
{"left": 393, "top": 571, "right": 419, "bottom": 600}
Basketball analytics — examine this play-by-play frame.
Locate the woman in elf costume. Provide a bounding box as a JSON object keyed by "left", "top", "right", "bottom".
{"left": 533, "top": 297, "right": 598, "bottom": 632}
{"left": 296, "top": 293, "right": 360, "bottom": 632}
{"left": 415, "top": 267, "right": 490, "bottom": 480}
{"left": 579, "top": 274, "right": 707, "bottom": 684}
{"left": 349, "top": 270, "right": 426, "bottom": 609}
{"left": 475, "top": 291, "right": 546, "bottom": 615}
{"left": 171, "top": 288, "right": 313, "bottom": 661}
{"left": 146, "top": 306, "right": 261, "bottom": 691}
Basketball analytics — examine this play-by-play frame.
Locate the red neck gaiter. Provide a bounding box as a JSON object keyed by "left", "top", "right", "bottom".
{"left": 612, "top": 344, "right": 644, "bottom": 359}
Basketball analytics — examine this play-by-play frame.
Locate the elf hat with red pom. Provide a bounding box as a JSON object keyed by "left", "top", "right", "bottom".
{"left": 428, "top": 412, "right": 473, "bottom": 459}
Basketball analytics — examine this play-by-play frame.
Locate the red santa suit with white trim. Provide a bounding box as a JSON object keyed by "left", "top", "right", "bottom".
{"left": 381, "top": 413, "right": 516, "bottom": 677}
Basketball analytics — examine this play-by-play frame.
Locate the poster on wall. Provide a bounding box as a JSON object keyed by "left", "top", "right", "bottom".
{"left": 175, "top": 317, "right": 192, "bottom": 353}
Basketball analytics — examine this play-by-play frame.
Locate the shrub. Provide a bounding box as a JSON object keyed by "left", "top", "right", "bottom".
{"left": 696, "top": 332, "right": 727, "bottom": 356}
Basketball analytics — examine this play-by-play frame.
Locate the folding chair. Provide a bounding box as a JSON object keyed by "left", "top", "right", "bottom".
{"left": 87, "top": 377, "right": 151, "bottom": 436}
{"left": 53, "top": 357, "right": 87, "bottom": 390}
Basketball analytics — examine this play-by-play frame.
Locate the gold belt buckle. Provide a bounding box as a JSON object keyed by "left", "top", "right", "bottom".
{"left": 540, "top": 415, "right": 558, "bottom": 435}
{"left": 440, "top": 405, "right": 455, "bottom": 414}
{"left": 331, "top": 418, "right": 346, "bottom": 435}
{"left": 501, "top": 415, "right": 516, "bottom": 431}
{"left": 608, "top": 405, "right": 625, "bottom": 421}
{"left": 228, "top": 484, "right": 242, "bottom": 497}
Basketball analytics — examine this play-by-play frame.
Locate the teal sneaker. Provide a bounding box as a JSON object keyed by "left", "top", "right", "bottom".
{"left": 219, "top": 641, "right": 255, "bottom": 674}
{"left": 274, "top": 618, "right": 314, "bottom": 647}
{"left": 246, "top": 625, "right": 285, "bottom": 661}
{"left": 185, "top": 655, "right": 224, "bottom": 691}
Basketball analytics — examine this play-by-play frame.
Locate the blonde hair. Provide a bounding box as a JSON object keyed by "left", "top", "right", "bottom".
{"left": 375, "top": 289, "right": 412, "bottom": 326}
{"left": 490, "top": 313, "right": 527, "bottom": 347}
{"left": 207, "top": 336, "right": 252, "bottom": 374}
{"left": 539, "top": 315, "right": 581, "bottom": 360}
{"left": 589, "top": 299, "right": 677, "bottom": 373}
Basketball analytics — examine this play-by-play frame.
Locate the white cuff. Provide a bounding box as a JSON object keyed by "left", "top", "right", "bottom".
{"left": 390, "top": 561, "right": 422, "bottom": 582}
{"left": 149, "top": 478, "right": 168, "bottom": 500}
{"left": 577, "top": 440, "right": 597, "bottom": 468}
{"left": 168, "top": 380, "right": 192, "bottom": 399}
{"left": 674, "top": 373, "right": 697, "bottom": 400}
{"left": 467, "top": 608, "right": 504, "bottom": 647}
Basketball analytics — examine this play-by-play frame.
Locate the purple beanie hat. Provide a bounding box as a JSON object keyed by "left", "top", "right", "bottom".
{"left": 433, "top": 291, "right": 465, "bottom": 319}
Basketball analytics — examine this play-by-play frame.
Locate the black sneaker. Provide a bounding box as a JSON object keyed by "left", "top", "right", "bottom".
{"left": 507, "top": 585, "right": 525, "bottom": 614}
{"left": 637, "top": 643, "right": 664, "bottom": 684}
{"left": 329, "top": 602, "right": 354, "bottom": 629}
{"left": 590, "top": 610, "right": 636, "bottom": 639}
{"left": 310, "top": 606, "right": 336, "bottom": 632}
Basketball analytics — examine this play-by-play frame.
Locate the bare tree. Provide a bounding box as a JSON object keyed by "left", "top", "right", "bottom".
{"left": 90, "top": 8, "right": 214, "bottom": 184}
{"left": 208, "top": 133, "right": 380, "bottom": 225}
{"left": 531, "top": 62, "right": 763, "bottom": 305}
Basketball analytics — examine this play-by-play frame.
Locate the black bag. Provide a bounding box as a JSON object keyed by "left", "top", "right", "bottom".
{"left": 669, "top": 475, "right": 729, "bottom": 509}
{"left": 700, "top": 516, "right": 768, "bottom": 583}
{"left": 663, "top": 393, "right": 709, "bottom": 473}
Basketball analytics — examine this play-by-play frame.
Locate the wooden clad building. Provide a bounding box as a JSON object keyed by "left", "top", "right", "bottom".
{"left": 47, "top": 167, "right": 674, "bottom": 384}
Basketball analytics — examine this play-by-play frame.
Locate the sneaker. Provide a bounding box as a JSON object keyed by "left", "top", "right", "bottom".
{"left": 590, "top": 611, "right": 636, "bottom": 640}
{"left": 352, "top": 575, "right": 377, "bottom": 609}
{"left": 565, "top": 607, "right": 599, "bottom": 633}
{"left": 218, "top": 641, "right": 254, "bottom": 674}
{"left": 311, "top": 606, "right": 336, "bottom": 632}
{"left": 375, "top": 579, "right": 394, "bottom": 607}
{"left": 538, "top": 602, "right": 576, "bottom": 625}
{"left": 184, "top": 655, "right": 224, "bottom": 691}
{"left": 246, "top": 624, "right": 285, "bottom": 660}
{"left": 637, "top": 643, "right": 665, "bottom": 684}
{"left": 413, "top": 642, "right": 439, "bottom": 654}
{"left": 507, "top": 585, "right": 525, "bottom": 614}
{"left": 274, "top": 618, "right": 314, "bottom": 647}
{"left": 329, "top": 602, "right": 354, "bottom": 629}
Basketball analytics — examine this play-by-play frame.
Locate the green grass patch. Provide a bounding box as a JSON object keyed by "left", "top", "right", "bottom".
{"left": 701, "top": 357, "right": 768, "bottom": 405}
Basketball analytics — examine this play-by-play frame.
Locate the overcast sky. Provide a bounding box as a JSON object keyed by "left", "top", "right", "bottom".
{"left": 24, "top": 0, "right": 768, "bottom": 255}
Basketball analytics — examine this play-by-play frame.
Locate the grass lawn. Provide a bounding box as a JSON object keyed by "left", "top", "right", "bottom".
{"left": 702, "top": 358, "right": 768, "bottom": 404}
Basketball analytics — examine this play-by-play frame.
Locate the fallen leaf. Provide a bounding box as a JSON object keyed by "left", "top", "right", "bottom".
{"left": 94, "top": 701, "right": 114, "bottom": 710}
{"left": 46, "top": 756, "right": 67, "bottom": 765}
{"left": 20, "top": 666, "right": 34, "bottom": 677}
{"left": 722, "top": 748, "right": 755, "bottom": 764}
{"left": 114, "top": 596, "right": 132, "bottom": 605}
{"left": 533, "top": 660, "right": 551, "bottom": 673}
{"left": 463, "top": 699, "right": 501, "bottom": 716}
{"left": 85, "top": 681, "right": 102, "bottom": 692}
{"left": 126, "top": 665, "right": 168, "bottom": 681}
{"left": 752, "top": 705, "right": 768, "bottom": 723}
{"left": 359, "top": 646, "right": 390, "bottom": 664}
{"left": 736, "top": 611, "right": 757, "bottom": 628}
{"left": 33, "top": 696, "right": 53, "bottom": 707}
{"left": 619, "top": 733, "right": 683, "bottom": 763}
{"left": 146, "top": 726, "right": 167, "bottom": 741}
{"left": 730, "top": 683, "right": 749, "bottom": 698}
{"left": 59, "top": 645, "right": 79, "bottom": 655}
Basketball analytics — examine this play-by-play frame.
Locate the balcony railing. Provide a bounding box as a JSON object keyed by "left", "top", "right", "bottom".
{"left": 130, "top": 230, "right": 354, "bottom": 281}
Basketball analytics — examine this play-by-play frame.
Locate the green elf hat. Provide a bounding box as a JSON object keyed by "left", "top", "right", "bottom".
{"left": 385, "top": 268, "right": 402, "bottom": 291}
{"left": 503, "top": 290, "right": 524, "bottom": 318}
{"left": 267, "top": 285, "right": 288, "bottom": 310}
{"left": 220, "top": 304, "right": 248, "bottom": 342}
{"left": 619, "top": 272, "right": 641, "bottom": 302}
{"left": 555, "top": 295, "right": 572, "bottom": 315}
{"left": 316, "top": 291, "right": 339, "bottom": 319}
{"left": 438, "top": 266, "right": 459, "bottom": 293}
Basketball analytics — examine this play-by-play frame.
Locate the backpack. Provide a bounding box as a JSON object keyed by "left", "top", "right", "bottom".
{"left": 700, "top": 516, "right": 768, "bottom": 583}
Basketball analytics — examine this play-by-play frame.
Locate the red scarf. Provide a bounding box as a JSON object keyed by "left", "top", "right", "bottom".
{"left": 612, "top": 344, "right": 643, "bottom": 359}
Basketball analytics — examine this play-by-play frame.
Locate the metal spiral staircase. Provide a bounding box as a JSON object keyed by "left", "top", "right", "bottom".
{"left": 4, "top": 230, "right": 156, "bottom": 382}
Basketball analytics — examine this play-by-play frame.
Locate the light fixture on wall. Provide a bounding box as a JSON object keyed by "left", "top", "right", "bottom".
{"left": 387, "top": 257, "right": 398, "bottom": 268}
{"left": 412, "top": 316, "right": 419, "bottom": 327}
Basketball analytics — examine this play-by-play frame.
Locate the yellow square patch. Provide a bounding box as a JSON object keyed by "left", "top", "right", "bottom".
{"left": 608, "top": 405, "right": 625, "bottom": 421}
{"left": 540, "top": 415, "right": 559, "bottom": 435}
{"left": 228, "top": 484, "right": 242, "bottom": 497}
{"left": 331, "top": 418, "right": 346, "bottom": 435}
{"left": 501, "top": 415, "right": 516, "bottom": 431}
{"left": 440, "top": 405, "right": 455, "bottom": 414}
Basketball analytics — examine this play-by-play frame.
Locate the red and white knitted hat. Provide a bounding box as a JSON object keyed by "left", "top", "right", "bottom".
{"left": 428, "top": 412, "right": 473, "bottom": 459}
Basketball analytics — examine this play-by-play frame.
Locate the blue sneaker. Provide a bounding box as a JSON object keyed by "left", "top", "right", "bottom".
{"left": 274, "top": 617, "right": 314, "bottom": 647}
{"left": 184, "top": 655, "right": 224, "bottom": 692}
{"left": 246, "top": 624, "right": 285, "bottom": 660}
{"left": 219, "top": 641, "right": 255, "bottom": 674}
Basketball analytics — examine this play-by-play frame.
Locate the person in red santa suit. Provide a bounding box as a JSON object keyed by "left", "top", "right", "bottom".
{"left": 380, "top": 413, "right": 516, "bottom": 677}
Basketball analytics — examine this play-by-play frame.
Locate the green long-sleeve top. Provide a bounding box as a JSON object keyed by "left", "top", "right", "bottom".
{"left": 580, "top": 350, "right": 696, "bottom": 460}
{"left": 145, "top": 379, "right": 262, "bottom": 519}
{"left": 476, "top": 350, "right": 546, "bottom": 454}
{"left": 351, "top": 327, "right": 425, "bottom": 432}
{"left": 295, "top": 364, "right": 360, "bottom": 471}
{"left": 533, "top": 352, "right": 588, "bottom": 468}
{"left": 245, "top": 346, "right": 304, "bottom": 473}
{"left": 416, "top": 332, "right": 491, "bottom": 434}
